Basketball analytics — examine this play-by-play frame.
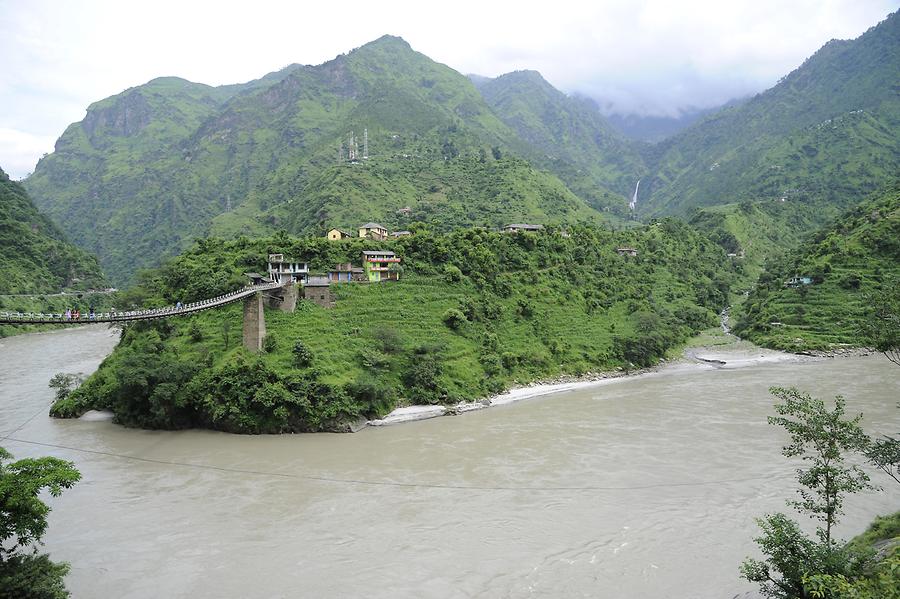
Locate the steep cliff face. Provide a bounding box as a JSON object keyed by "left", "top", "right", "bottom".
{"left": 82, "top": 89, "right": 160, "bottom": 143}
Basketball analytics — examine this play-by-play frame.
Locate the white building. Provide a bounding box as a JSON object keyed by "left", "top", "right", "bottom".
{"left": 267, "top": 254, "right": 309, "bottom": 284}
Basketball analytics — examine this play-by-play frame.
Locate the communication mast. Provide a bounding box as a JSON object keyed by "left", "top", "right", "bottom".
{"left": 363, "top": 128, "right": 369, "bottom": 159}
{"left": 348, "top": 131, "right": 357, "bottom": 161}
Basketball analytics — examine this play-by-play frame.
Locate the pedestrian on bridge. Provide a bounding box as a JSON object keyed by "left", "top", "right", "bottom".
{"left": 64, "top": 308, "right": 71, "bottom": 320}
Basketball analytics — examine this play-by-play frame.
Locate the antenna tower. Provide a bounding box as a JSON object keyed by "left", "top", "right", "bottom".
{"left": 363, "top": 128, "right": 369, "bottom": 159}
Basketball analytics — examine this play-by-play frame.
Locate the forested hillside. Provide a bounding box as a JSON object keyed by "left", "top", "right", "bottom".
{"left": 734, "top": 185, "right": 900, "bottom": 351}
{"left": 641, "top": 10, "right": 899, "bottom": 216}
{"left": 54, "top": 223, "right": 734, "bottom": 433}
{"left": 24, "top": 37, "right": 619, "bottom": 285}
{"left": 687, "top": 194, "right": 854, "bottom": 284}
{"left": 0, "top": 167, "right": 104, "bottom": 294}
{"left": 23, "top": 12, "right": 900, "bottom": 290}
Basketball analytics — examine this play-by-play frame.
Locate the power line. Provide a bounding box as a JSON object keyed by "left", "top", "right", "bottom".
{"left": 3, "top": 436, "right": 773, "bottom": 492}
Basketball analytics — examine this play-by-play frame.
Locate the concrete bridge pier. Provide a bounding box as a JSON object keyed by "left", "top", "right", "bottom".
{"left": 269, "top": 282, "right": 298, "bottom": 313}
{"left": 243, "top": 292, "right": 266, "bottom": 352}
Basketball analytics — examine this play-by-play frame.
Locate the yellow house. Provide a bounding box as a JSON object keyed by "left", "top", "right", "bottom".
{"left": 358, "top": 222, "right": 388, "bottom": 240}
{"left": 327, "top": 228, "right": 351, "bottom": 241}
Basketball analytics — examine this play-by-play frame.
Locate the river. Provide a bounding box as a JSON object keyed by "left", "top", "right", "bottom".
{"left": 1, "top": 326, "right": 898, "bottom": 598}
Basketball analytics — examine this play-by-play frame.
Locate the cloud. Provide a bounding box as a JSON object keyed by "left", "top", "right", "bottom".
{"left": 0, "top": 0, "right": 896, "bottom": 175}
{"left": 0, "top": 128, "right": 56, "bottom": 179}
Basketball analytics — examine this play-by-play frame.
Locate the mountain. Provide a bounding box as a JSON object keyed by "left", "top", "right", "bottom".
{"left": 734, "top": 184, "right": 900, "bottom": 351}
{"left": 0, "top": 167, "right": 105, "bottom": 294}
{"left": 25, "top": 36, "right": 612, "bottom": 285}
{"left": 642, "top": 10, "right": 900, "bottom": 216}
{"left": 474, "top": 70, "right": 645, "bottom": 213}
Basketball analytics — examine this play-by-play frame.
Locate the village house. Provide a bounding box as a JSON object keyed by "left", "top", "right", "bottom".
{"left": 267, "top": 254, "right": 309, "bottom": 284}
{"left": 328, "top": 263, "right": 366, "bottom": 283}
{"left": 503, "top": 223, "right": 544, "bottom": 234}
{"left": 326, "top": 228, "right": 352, "bottom": 241}
{"left": 616, "top": 247, "right": 639, "bottom": 257}
{"left": 391, "top": 230, "right": 412, "bottom": 238}
{"left": 785, "top": 276, "right": 813, "bottom": 288}
{"left": 362, "top": 250, "right": 401, "bottom": 282}
{"left": 302, "top": 276, "right": 332, "bottom": 308}
{"left": 244, "top": 272, "right": 268, "bottom": 285}
{"left": 397, "top": 206, "right": 412, "bottom": 215}
{"left": 358, "top": 222, "right": 389, "bottom": 240}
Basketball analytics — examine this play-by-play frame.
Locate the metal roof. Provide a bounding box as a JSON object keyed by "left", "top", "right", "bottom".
{"left": 362, "top": 250, "right": 396, "bottom": 256}
{"left": 359, "top": 222, "right": 387, "bottom": 229}
{"left": 504, "top": 223, "right": 544, "bottom": 230}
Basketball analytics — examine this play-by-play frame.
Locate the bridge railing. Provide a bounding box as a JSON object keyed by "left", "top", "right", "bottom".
{"left": 0, "top": 282, "right": 280, "bottom": 324}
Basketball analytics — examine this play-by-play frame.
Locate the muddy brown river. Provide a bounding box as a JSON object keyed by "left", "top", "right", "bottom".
{"left": 1, "top": 325, "right": 898, "bottom": 598}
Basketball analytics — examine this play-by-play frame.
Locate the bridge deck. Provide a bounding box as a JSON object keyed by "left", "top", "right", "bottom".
{"left": 0, "top": 282, "right": 280, "bottom": 325}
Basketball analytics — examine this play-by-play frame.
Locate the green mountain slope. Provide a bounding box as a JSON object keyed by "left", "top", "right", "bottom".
{"left": 643, "top": 10, "right": 900, "bottom": 216}
{"left": 688, "top": 194, "right": 854, "bottom": 285}
{"left": 0, "top": 167, "right": 104, "bottom": 294}
{"left": 55, "top": 222, "right": 733, "bottom": 433}
{"left": 476, "top": 70, "right": 645, "bottom": 214}
{"left": 734, "top": 185, "right": 900, "bottom": 351}
{"left": 25, "top": 36, "right": 612, "bottom": 285}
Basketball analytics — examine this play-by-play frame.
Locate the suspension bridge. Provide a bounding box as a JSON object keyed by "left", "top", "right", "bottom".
{"left": 0, "top": 281, "right": 285, "bottom": 351}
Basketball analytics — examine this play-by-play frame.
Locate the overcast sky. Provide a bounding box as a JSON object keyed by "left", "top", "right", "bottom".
{"left": 1, "top": 0, "right": 896, "bottom": 179}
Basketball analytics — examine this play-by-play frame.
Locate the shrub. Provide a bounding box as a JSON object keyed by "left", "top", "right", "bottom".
{"left": 262, "top": 334, "right": 278, "bottom": 353}
{"left": 0, "top": 553, "right": 71, "bottom": 599}
{"left": 373, "top": 327, "right": 403, "bottom": 354}
{"left": 188, "top": 322, "right": 203, "bottom": 342}
{"left": 442, "top": 308, "right": 467, "bottom": 330}
{"left": 47, "top": 373, "right": 84, "bottom": 402}
{"left": 292, "top": 341, "right": 313, "bottom": 367}
{"left": 443, "top": 264, "right": 463, "bottom": 283}
{"left": 516, "top": 298, "right": 534, "bottom": 319}
{"left": 359, "top": 347, "right": 391, "bottom": 370}
{"left": 403, "top": 346, "right": 446, "bottom": 405}
{"left": 345, "top": 376, "right": 395, "bottom": 415}
{"left": 501, "top": 352, "right": 520, "bottom": 370}
{"left": 480, "top": 353, "right": 502, "bottom": 376}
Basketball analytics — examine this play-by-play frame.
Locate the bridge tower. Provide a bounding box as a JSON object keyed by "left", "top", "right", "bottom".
{"left": 242, "top": 292, "right": 267, "bottom": 352}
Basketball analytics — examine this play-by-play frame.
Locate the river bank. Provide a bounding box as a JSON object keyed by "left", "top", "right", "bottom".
{"left": 367, "top": 336, "right": 817, "bottom": 427}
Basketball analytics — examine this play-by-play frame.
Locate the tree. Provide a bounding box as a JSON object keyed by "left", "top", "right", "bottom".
{"left": 860, "top": 280, "right": 900, "bottom": 366}
{"left": 741, "top": 388, "right": 873, "bottom": 598}
{"left": 221, "top": 320, "right": 232, "bottom": 351}
{"left": 803, "top": 549, "right": 900, "bottom": 599}
{"left": 441, "top": 308, "right": 466, "bottom": 330}
{"left": 0, "top": 447, "right": 81, "bottom": 598}
{"left": 47, "top": 373, "right": 84, "bottom": 402}
{"left": 860, "top": 281, "right": 900, "bottom": 486}
{"left": 292, "top": 341, "right": 313, "bottom": 368}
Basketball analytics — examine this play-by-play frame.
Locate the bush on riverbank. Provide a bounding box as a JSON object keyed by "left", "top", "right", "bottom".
{"left": 55, "top": 223, "right": 735, "bottom": 433}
